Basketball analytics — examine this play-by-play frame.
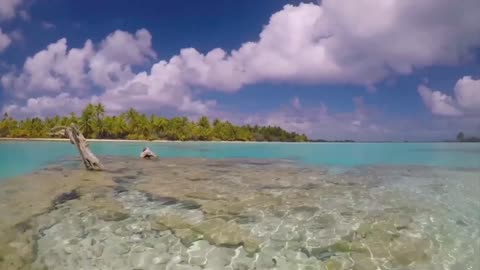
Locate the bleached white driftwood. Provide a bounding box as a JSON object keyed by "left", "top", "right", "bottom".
{"left": 140, "top": 147, "right": 157, "bottom": 159}
{"left": 51, "top": 124, "right": 103, "bottom": 171}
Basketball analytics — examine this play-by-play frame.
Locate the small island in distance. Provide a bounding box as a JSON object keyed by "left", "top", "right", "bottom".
{"left": 451, "top": 132, "right": 480, "bottom": 142}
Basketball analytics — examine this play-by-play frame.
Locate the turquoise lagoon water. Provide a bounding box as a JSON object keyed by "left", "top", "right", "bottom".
{"left": 0, "top": 141, "right": 479, "bottom": 269}
{"left": 1, "top": 141, "right": 479, "bottom": 179}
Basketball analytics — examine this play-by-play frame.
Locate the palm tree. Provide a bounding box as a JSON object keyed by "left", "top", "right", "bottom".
{"left": 94, "top": 103, "right": 106, "bottom": 138}
{"left": 69, "top": 112, "right": 78, "bottom": 125}
{"left": 80, "top": 103, "right": 96, "bottom": 138}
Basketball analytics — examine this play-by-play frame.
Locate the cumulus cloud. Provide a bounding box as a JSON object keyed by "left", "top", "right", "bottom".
{"left": 88, "top": 29, "right": 157, "bottom": 89}
{"left": 454, "top": 76, "right": 480, "bottom": 113}
{"left": 2, "top": 29, "right": 158, "bottom": 96}
{"left": 3, "top": 93, "right": 90, "bottom": 118}
{"left": 418, "top": 85, "right": 462, "bottom": 116}
{"left": 0, "top": 28, "right": 11, "bottom": 52}
{"left": 2, "top": 29, "right": 214, "bottom": 117}
{"left": 0, "top": 0, "right": 22, "bottom": 20}
{"left": 97, "top": 64, "right": 216, "bottom": 115}
{"left": 3, "top": 1, "right": 480, "bottom": 124}
{"left": 68, "top": 0, "right": 480, "bottom": 119}
{"left": 2, "top": 38, "right": 94, "bottom": 96}
{"left": 418, "top": 76, "right": 480, "bottom": 116}
{"left": 119, "top": 0, "right": 480, "bottom": 94}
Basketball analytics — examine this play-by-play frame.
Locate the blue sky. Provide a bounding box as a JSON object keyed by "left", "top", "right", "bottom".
{"left": 0, "top": 0, "right": 479, "bottom": 141}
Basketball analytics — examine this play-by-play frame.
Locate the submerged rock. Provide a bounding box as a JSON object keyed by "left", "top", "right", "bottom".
{"left": 175, "top": 228, "right": 202, "bottom": 247}
{"left": 351, "top": 253, "right": 378, "bottom": 270}
{"left": 87, "top": 196, "right": 130, "bottom": 222}
{"left": 330, "top": 218, "right": 434, "bottom": 268}
{"left": 390, "top": 236, "right": 430, "bottom": 265}
{"left": 292, "top": 206, "right": 319, "bottom": 214}
{"left": 323, "top": 259, "right": 343, "bottom": 270}
{"left": 456, "top": 219, "right": 468, "bottom": 226}
{"left": 196, "top": 218, "right": 260, "bottom": 253}
{"left": 178, "top": 200, "right": 201, "bottom": 210}
{"left": 96, "top": 208, "right": 129, "bottom": 222}
{"left": 129, "top": 251, "right": 158, "bottom": 269}
{"left": 52, "top": 190, "right": 80, "bottom": 206}
{"left": 235, "top": 215, "right": 257, "bottom": 224}
{"left": 154, "top": 215, "right": 261, "bottom": 254}
{"left": 112, "top": 242, "right": 131, "bottom": 255}
{"left": 1, "top": 157, "right": 470, "bottom": 270}
{"left": 145, "top": 193, "right": 178, "bottom": 204}
{"left": 93, "top": 244, "right": 104, "bottom": 257}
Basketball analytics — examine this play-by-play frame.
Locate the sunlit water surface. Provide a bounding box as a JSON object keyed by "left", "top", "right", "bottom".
{"left": 0, "top": 141, "right": 478, "bottom": 270}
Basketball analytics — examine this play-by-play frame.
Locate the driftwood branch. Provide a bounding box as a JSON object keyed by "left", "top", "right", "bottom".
{"left": 140, "top": 147, "right": 157, "bottom": 159}
{"left": 51, "top": 124, "right": 103, "bottom": 171}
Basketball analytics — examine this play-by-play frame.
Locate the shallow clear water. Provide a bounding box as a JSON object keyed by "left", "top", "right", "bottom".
{"left": 1, "top": 141, "right": 479, "bottom": 179}
{"left": 0, "top": 142, "right": 479, "bottom": 270}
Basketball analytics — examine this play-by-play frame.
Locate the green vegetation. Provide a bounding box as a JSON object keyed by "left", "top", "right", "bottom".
{"left": 0, "top": 103, "right": 308, "bottom": 142}
{"left": 456, "top": 131, "right": 480, "bottom": 142}
{"left": 309, "top": 139, "right": 355, "bottom": 143}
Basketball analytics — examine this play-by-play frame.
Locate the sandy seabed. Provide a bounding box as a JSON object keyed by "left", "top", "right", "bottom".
{"left": 0, "top": 157, "right": 479, "bottom": 270}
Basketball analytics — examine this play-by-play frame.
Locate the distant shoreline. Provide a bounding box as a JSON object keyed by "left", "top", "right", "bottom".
{"left": 0, "top": 138, "right": 309, "bottom": 143}
{"left": 1, "top": 137, "right": 477, "bottom": 143}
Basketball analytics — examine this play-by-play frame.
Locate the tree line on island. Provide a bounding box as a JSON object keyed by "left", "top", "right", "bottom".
{"left": 455, "top": 132, "right": 480, "bottom": 142}
{"left": 0, "top": 103, "right": 309, "bottom": 142}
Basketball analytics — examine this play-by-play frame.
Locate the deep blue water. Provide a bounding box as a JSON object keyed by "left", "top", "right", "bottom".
{"left": 0, "top": 141, "right": 479, "bottom": 179}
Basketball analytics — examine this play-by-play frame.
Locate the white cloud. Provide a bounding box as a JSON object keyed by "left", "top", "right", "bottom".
{"left": 418, "top": 76, "right": 480, "bottom": 117}
{"left": 2, "top": 28, "right": 214, "bottom": 116}
{"left": 4, "top": 1, "right": 480, "bottom": 122}
{"left": 2, "top": 29, "right": 157, "bottom": 96}
{"left": 2, "top": 38, "right": 95, "bottom": 96}
{"left": 98, "top": 29, "right": 156, "bottom": 66}
{"left": 86, "top": 0, "right": 480, "bottom": 120}
{"left": 97, "top": 61, "right": 216, "bottom": 115}
{"left": 88, "top": 29, "right": 156, "bottom": 89}
{"left": 88, "top": 29, "right": 215, "bottom": 115}
{"left": 41, "top": 21, "right": 56, "bottom": 30}
{"left": 0, "top": 27, "right": 11, "bottom": 52}
{"left": 124, "top": 0, "right": 480, "bottom": 93}
{"left": 418, "top": 85, "right": 463, "bottom": 116}
{"left": 78, "top": 0, "right": 480, "bottom": 114}
{"left": 0, "top": 0, "right": 22, "bottom": 20}
{"left": 3, "top": 93, "right": 90, "bottom": 118}
{"left": 454, "top": 76, "right": 480, "bottom": 113}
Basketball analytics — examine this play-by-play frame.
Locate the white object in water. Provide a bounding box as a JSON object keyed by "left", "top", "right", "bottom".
{"left": 140, "top": 147, "right": 157, "bottom": 159}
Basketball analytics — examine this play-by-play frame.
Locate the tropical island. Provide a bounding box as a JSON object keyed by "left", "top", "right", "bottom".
{"left": 0, "top": 103, "right": 308, "bottom": 142}
{"left": 455, "top": 132, "right": 480, "bottom": 142}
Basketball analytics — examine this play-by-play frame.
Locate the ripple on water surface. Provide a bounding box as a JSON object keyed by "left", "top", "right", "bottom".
{"left": 0, "top": 157, "right": 478, "bottom": 270}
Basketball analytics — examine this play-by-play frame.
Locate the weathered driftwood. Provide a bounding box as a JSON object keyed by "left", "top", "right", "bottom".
{"left": 51, "top": 124, "right": 103, "bottom": 171}
{"left": 140, "top": 147, "right": 157, "bottom": 159}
